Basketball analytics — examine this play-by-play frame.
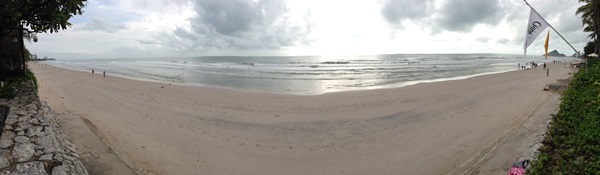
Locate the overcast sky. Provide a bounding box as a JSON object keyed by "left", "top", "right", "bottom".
{"left": 26, "top": 0, "right": 589, "bottom": 59}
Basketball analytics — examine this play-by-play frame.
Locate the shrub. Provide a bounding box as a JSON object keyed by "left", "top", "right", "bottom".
{"left": 529, "top": 59, "right": 600, "bottom": 174}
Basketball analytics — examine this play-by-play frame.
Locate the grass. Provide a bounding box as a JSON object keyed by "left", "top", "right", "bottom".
{"left": 0, "top": 68, "right": 37, "bottom": 98}
{"left": 529, "top": 59, "right": 600, "bottom": 174}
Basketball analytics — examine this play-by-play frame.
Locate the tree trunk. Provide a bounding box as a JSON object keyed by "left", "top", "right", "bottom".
{"left": 18, "top": 24, "right": 25, "bottom": 76}
{"left": 592, "top": 0, "right": 600, "bottom": 54}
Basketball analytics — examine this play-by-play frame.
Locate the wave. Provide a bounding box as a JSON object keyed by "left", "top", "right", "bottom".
{"left": 43, "top": 54, "right": 582, "bottom": 95}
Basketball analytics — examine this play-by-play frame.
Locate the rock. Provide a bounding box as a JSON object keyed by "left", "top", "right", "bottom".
{"left": 35, "top": 135, "right": 58, "bottom": 154}
{"left": 546, "top": 83, "right": 568, "bottom": 92}
{"left": 28, "top": 118, "right": 40, "bottom": 125}
{"left": 11, "top": 109, "right": 28, "bottom": 116}
{"left": 51, "top": 165, "right": 67, "bottom": 175}
{"left": 11, "top": 161, "right": 47, "bottom": 175}
{"left": 65, "top": 144, "right": 77, "bottom": 153}
{"left": 12, "top": 143, "right": 35, "bottom": 162}
{"left": 4, "top": 117, "right": 17, "bottom": 126}
{"left": 24, "top": 104, "right": 37, "bottom": 111}
{"left": 14, "top": 136, "right": 29, "bottom": 143}
{"left": 0, "top": 139, "right": 13, "bottom": 149}
{"left": 34, "top": 150, "right": 43, "bottom": 157}
{"left": 17, "top": 116, "right": 30, "bottom": 122}
{"left": 0, "top": 149, "right": 10, "bottom": 155}
{"left": 63, "top": 155, "right": 75, "bottom": 162}
{"left": 0, "top": 131, "right": 15, "bottom": 149}
{"left": 27, "top": 126, "right": 44, "bottom": 137}
{"left": 39, "top": 115, "right": 50, "bottom": 124}
{"left": 0, "top": 131, "right": 15, "bottom": 140}
{"left": 40, "top": 154, "right": 53, "bottom": 161}
{"left": 16, "top": 122, "right": 32, "bottom": 131}
{"left": 43, "top": 126, "right": 52, "bottom": 135}
{"left": 0, "top": 156, "right": 9, "bottom": 169}
{"left": 2, "top": 81, "right": 89, "bottom": 175}
{"left": 53, "top": 153, "right": 63, "bottom": 162}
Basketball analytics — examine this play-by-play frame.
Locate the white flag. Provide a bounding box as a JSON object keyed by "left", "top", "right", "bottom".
{"left": 523, "top": 8, "right": 549, "bottom": 52}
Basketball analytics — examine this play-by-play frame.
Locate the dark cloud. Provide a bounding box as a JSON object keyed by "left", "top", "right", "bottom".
{"left": 195, "top": 0, "right": 286, "bottom": 35}
{"left": 153, "top": 0, "right": 313, "bottom": 51}
{"left": 78, "top": 18, "right": 128, "bottom": 33}
{"left": 380, "top": 0, "right": 507, "bottom": 32}
{"left": 380, "top": 0, "right": 434, "bottom": 24}
{"left": 436, "top": 0, "right": 505, "bottom": 32}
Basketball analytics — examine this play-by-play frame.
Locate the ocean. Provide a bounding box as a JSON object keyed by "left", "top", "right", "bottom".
{"left": 43, "top": 54, "right": 581, "bottom": 95}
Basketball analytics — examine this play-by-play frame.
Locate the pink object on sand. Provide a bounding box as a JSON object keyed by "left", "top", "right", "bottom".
{"left": 507, "top": 166, "right": 525, "bottom": 175}
{"left": 507, "top": 160, "right": 529, "bottom": 175}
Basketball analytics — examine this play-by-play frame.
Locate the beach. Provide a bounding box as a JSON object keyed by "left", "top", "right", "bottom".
{"left": 29, "top": 62, "right": 573, "bottom": 175}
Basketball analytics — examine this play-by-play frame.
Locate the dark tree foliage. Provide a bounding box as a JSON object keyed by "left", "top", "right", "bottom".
{"left": 0, "top": 0, "right": 86, "bottom": 42}
{"left": 577, "top": 0, "right": 600, "bottom": 53}
{"left": 576, "top": 0, "right": 596, "bottom": 39}
{"left": 584, "top": 41, "right": 596, "bottom": 56}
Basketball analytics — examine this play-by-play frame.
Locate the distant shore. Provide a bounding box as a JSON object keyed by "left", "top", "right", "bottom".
{"left": 30, "top": 62, "right": 574, "bottom": 174}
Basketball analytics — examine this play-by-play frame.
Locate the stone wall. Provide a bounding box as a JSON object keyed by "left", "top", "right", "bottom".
{"left": 0, "top": 81, "right": 88, "bottom": 175}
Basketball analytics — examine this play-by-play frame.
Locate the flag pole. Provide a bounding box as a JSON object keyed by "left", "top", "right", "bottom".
{"left": 524, "top": 0, "right": 581, "bottom": 57}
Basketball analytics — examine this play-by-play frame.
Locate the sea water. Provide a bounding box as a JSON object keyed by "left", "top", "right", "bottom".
{"left": 43, "top": 54, "right": 581, "bottom": 95}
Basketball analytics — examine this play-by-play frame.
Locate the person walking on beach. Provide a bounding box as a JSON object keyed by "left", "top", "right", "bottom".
{"left": 546, "top": 68, "right": 549, "bottom": 77}
{"left": 92, "top": 69, "right": 94, "bottom": 74}
{"left": 103, "top": 71, "right": 106, "bottom": 78}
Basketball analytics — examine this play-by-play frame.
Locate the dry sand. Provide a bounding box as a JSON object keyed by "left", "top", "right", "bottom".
{"left": 29, "top": 62, "right": 574, "bottom": 175}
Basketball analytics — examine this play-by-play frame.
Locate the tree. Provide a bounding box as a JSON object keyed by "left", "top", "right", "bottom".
{"left": 576, "top": 1, "right": 595, "bottom": 38}
{"left": 577, "top": 0, "right": 600, "bottom": 53}
{"left": 584, "top": 41, "right": 596, "bottom": 56}
{"left": 0, "top": 0, "right": 86, "bottom": 42}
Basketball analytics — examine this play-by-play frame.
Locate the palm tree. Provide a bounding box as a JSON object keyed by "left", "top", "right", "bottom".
{"left": 577, "top": 2, "right": 595, "bottom": 38}
{"left": 577, "top": 0, "right": 600, "bottom": 53}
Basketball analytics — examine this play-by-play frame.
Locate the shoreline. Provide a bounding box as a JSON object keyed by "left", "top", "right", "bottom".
{"left": 43, "top": 62, "right": 526, "bottom": 96}
{"left": 29, "top": 62, "right": 574, "bottom": 174}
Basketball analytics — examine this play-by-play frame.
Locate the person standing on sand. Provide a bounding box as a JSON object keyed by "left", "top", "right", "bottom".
{"left": 92, "top": 69, "right": 94, "bottom": 74}
{"left": 103, "top": 71, "right": 105, "bottom": 78}
{"left": 547, "top": 68, "right": 549, "bottom": 77}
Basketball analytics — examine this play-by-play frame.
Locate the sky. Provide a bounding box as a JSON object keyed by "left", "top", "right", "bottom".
{"left": 25, "top": 0, "right": 589, "bottom": 59}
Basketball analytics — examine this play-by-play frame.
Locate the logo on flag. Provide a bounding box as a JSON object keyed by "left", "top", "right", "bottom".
{"left": 528, "top": 21, "right": 541, "bottom": 34}
{"left": 523, "top": 8, "right": 549, "bottom": 51}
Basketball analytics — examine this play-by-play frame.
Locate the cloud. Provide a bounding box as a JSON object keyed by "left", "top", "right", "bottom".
{"left": 380, "top": 0, "right": 433, "bottom": 24}
{"left": 195, "top": 0, "right": 286, "bottom": 35}
{"left": 380, "top": 0, "right": 507, "bottom": 32}
{"left": 435, "top": 0, "right": 505, "bottom": 32}
{"left": 78, "top": 18, "right": 128, "bottom": 33}
{"left": 152, "top": 0, "right": 313, "bottom": 51}
{"left": 476, "top": 37, "right": 490, "bottom": 43}
{"left": 497, "top": 38, "right": 510, "bottom": 44}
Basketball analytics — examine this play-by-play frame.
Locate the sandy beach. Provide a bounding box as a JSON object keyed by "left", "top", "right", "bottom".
{"left": 29, "top": 62, "right": 573, "bottom": 175}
